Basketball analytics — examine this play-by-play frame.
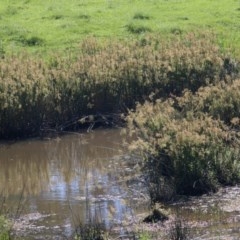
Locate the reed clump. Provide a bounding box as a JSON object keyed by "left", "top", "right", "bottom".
{"left": 125, "top": 83, "right": 240, "bottom": 202}
{"left": 0, "top": 32, "right": 238, "bottom": 139}
{"left": 74, "top": 221, "right": 106, "bottom": 240}
{"left": 176, "top": 78, "right": 240, "bottom": 125}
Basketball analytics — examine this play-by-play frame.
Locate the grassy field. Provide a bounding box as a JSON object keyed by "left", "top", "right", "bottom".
{"left": 0, "top": 0, "right": 240, "bottom": 54}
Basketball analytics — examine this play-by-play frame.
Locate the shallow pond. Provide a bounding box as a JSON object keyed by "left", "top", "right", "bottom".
{"left": 0, "top": 129, "right": 147, "bottom": 239}
{"left": 0, "top": 128, "right": 240, "bottom": 239}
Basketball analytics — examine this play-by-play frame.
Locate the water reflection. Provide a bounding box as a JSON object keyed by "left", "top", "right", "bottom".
{"left": 0, "top": 141, "right": 50, "bottom": 196}
{"left": 0, "top": 129, "right": 133, "bottom": 238}
{"left": 0, "top": 129, "right": 123, "bottom": 197}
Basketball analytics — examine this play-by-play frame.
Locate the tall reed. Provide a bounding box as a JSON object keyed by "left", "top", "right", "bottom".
{"left": 125, "top": 88, "right": 240, "bottom": 202}
{"left": 0, "top": 32, "right": 238, "bottom": 139}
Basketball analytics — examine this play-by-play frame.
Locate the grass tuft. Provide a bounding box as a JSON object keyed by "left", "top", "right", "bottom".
{"left": 5, "top": 6, "right": 18, "bottom": 16}
{"left": 16, "top": 35, "right": 45, "bottom": 47}
{"left": 133, "top": 12, "right": 151, "bottom": 20}
{"left": 169, "top": 217, "right": 190, "bottom": 240}
{"left": 170, "top": 28, "right": 183, "bottom": 35}
{"left": 126, "top": 23, "right": 152, "bottom": 34}
{"left": 78, "top": 14, "right": 91, "bottom": 20}
{"left": 0, "top": 216, "right": 10, "bottom": 240}
{"left": 74, "top": 221, "right": 106, "bottom": 240}
{"left": 50, "top": 14, "right": 64, "bottom": 20}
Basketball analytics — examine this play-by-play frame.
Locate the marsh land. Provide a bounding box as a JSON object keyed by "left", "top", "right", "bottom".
{"left": 1, "top": 1, "right": 240, "bottom": 239}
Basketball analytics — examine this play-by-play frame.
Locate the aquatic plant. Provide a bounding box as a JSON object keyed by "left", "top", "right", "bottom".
{"left": 70, "top": 190, "right": 108, "bottom": 240}
{"left": 176, "top": 78, "right": 240, "bottom": 125}
{"left": 0, "top": 32, "right": 238, "bottom": 139}
{"left": 125, "top": 93, "right": 240, "bottom": 201}
{"left": 168, "top": 217, "right": 190, "bottom": 240}
{"left": 74, "top": 221, "right": 106, "bottom": 240}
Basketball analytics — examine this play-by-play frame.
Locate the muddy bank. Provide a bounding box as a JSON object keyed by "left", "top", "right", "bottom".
{"left": 11, "top": 183, "right": 240, "bottom": 239}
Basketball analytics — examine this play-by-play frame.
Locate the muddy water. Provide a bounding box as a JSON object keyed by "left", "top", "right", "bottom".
{"left": 169, "top": 186, "right": 240, "bottom": 240}
{"left": 1, "top": 129, "right": 240, "bottom": 239}
{"left": 0, "top": 129, "right": 147, "bottom": 239}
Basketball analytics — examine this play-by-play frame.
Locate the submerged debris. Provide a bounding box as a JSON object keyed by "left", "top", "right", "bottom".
{"left": 143, "top": 209, "right": 168, "bottom": 223}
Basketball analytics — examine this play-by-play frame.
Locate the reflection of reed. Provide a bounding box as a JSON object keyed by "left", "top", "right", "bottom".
{"left": 0, "top": 129, "right": 139, "bottom": 233}
{"left": 0, "top": 142, "right": 50, "bottom": 196}
{"left": 46, "top": 129, "right": 124, "bottom": 186}
{"left": 69, "top": 183, "right": 129, "bottom": 232}
{"left": 0, "top": 129, "right": 124, "bottom": 197}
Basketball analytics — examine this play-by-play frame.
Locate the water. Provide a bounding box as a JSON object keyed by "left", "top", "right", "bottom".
{"left": 0, "top": 129, "right": 146, "bottom": 239}
{"left": 1, "top": 128, "right": 240, "bottom": 239}
{"left": 170, "top": 186, "right": 240, "bottom": 240}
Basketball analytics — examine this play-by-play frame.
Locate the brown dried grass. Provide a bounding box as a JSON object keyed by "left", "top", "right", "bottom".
{"left": 0, "top": 32, "right": 238, "bottom": 138}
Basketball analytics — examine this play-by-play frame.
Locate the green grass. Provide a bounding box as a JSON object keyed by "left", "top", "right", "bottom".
{"left": 0, "top": 215, "right": 10, "bottom": 240}
{"left": 0, "top": 0, "right": 240, "bottom": 54}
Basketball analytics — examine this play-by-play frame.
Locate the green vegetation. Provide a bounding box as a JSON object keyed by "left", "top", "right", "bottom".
{"left": 126, "top": 91, "right": 240, "bottom": 200}
{"left": 0, "top": 0, "right": 240, "bottom": 55}
{"left": 0, "top": 215, "right": 10, "bottom": 240}
{"left": 124, "top": 42, "right": 240, "bottom": 201}
{"left": 1, "top": 0, "right": 240, "bottom": 141}
{"left": 123, "top": 34, "right": 240, "bottom": 201}
{"left": 168, "top": 218, "right": 190, "bottom": 240}
{"left": 176, "top": 79, "right": 240, "bottom": 125}
{"left": 0, "top": 33, "right": 237, "bottom": 139}
{"left": 74, "top": 221, "right": 106, "bottom": 240}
